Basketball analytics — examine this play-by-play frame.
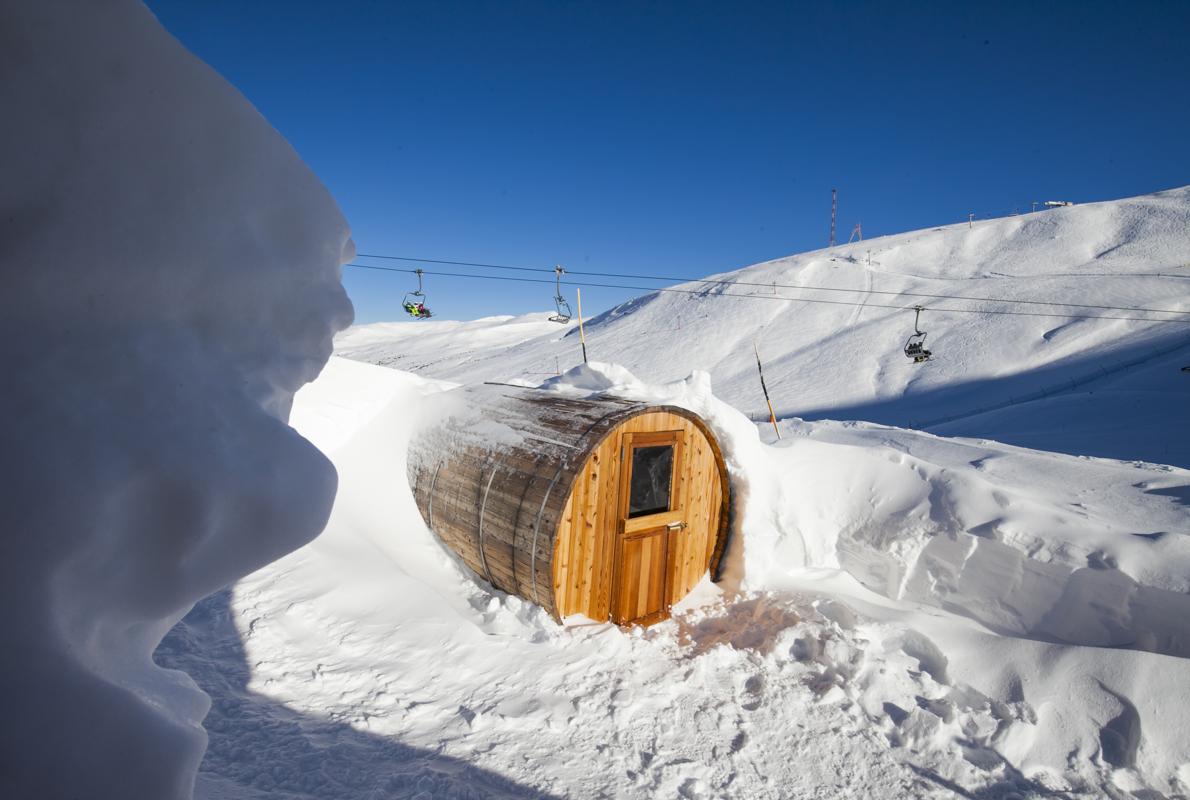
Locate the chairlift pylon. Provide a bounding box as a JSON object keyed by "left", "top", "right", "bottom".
{"left": 549, "top": 265, "right": 572, "bottom": 323}
{"left": 904, "top": 305, "right": 932, "bottom": 363}
{"left": 403, "top": 268, "right": 433, "bottom": 319}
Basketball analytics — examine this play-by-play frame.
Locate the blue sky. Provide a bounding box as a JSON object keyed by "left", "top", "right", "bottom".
{"left": 147, "top": 1, "right": 1190, "bottom": 324}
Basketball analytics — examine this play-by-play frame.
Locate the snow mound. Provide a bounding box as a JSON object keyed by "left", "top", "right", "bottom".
{"left": 763, "top": 419, "right": 1190, "bottom": 655}
{"left": 540, "top": 364, "right": 1190, "bottom": 660}
{"left": 1, "top": 3, "right": 352, "bottom": 798}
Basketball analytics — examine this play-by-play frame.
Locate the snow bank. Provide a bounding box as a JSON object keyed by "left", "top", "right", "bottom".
{"left": 447, "top": 360, "right": 1190, "bottom": 662}
{"left": 760, "top": 418, "right": 1190, "bottom": 655}
{"left": 538, "top": 365, "right": 1190, "bottom": 657}
{"left": 1, "top": 3, "right": 352, "bottom": 798}
{"left": 163, "top": 358, "right": 1190, "bottom": 797}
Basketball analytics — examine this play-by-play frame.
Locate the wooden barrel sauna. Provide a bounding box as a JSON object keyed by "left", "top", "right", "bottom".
{"left": 407, "top": 382, "right": 732, "bottom": 626}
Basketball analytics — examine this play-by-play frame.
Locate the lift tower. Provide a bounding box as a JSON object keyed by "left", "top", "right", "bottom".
{"left": 829, "top": 188, "right": 838, "bottom": 247}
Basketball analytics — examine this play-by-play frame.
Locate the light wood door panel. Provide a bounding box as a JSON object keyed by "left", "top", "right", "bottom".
{"left": 612, "top": 429, "right": 684, "bottom": 625}
{"left": 613, "top": 526, "right": 669, "bottom": 625}
{"left": 553, "top": 410, "right": 725, "bottom": 624}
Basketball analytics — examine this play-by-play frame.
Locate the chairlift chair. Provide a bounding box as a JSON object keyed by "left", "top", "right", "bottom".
{"left": 549, "top": 265, "right": 572, "bottom": 323}
{"left": 403, "top": 268, "right": 433, "bottom": 319}
{"left": 904, "top": 305, "right": 932, "bottom": 363}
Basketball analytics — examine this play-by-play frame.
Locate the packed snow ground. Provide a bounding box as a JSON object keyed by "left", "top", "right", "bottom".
{"left": 337, "top": 187, "right": 1190, "bottom": 468}
{"left": 161, "top": 356, "right": 1190, "bottom": 799}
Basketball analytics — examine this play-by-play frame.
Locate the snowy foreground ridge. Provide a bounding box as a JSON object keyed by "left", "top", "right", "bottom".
{"left": 160, "top": 357, "right": 1190, "bottom": 798}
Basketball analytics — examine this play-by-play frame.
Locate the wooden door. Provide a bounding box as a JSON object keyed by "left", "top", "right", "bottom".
{"left": 614, "top": 525, "right": 670, "bottom": 625}
{"left": 611, "top": 430, "right": 685, "bottom": 625}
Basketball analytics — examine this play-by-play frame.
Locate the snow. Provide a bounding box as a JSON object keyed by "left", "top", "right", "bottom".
{"left": 159, "top": 355, "right": 1190, "bottom": 798}
{"left": 334, "top": 312, "right": 573, "bottom": 377}
{"left": 156, "top": 186, "right": 1190, "bottom": 798}
{"left": 337, "top": 187, "right": 1190, "bottom": 468}
{"left": 9, "top": 4, "right": 1189, "bottom": 791}
{"left": 1, "top": 2, "right": 352, "bottom": 798}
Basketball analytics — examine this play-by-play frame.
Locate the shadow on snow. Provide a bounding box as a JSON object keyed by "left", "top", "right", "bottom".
{"left": 157, "top": 590, "right": 557, "bottom": 800}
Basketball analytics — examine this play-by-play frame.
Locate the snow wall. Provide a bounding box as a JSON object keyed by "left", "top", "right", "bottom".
{"left": 0, "top": 2, "right": 353, "bottom": 798}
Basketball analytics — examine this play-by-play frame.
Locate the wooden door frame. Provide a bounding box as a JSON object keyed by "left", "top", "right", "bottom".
{"left": 610, "top": 429, "right": 685, "bottom": 625}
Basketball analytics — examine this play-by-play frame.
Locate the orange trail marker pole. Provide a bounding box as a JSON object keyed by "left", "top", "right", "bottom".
{"left": 577, "top": 288, "right": 588, "bottom": 364}
{"left": 753, "top": 339, "right": 781, "bottom": 440}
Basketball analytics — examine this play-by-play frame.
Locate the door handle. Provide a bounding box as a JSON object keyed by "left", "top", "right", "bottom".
{"left": 667, "top": 521, "right": 687, "bottom": 531}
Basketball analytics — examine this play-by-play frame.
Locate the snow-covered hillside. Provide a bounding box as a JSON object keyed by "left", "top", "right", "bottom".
{"left": 338, "top": 187, "right": 1190, "bottom": 466}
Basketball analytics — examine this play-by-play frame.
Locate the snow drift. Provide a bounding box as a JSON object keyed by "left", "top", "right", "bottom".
{"left": 158, "top": 357, "right": 1190, "bottom": 797}
{"left": 0, "top": 2, "right": 352, "bottom": 798}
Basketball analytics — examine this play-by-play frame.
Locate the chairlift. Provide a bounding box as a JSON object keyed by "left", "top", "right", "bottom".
{"left": 904, "top": 305, "right": 932, "bottom": 363}
{"left": 549, "top": 265, "right": 572, "bottom": 323}
{"left": 403, "top": 268, "right": 432, "bottom": 319}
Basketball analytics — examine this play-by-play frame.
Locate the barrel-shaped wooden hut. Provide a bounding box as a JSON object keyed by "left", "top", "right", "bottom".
{"left": 407, "top": 383, "right": 731, "bottom": 626}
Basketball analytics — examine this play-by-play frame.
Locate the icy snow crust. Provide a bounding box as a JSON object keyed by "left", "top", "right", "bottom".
{"left": 160, "top": 358, "right": 1190, "bottom": 798}
{"left": 1, "top": 3, "right": 352, "bottom": 798}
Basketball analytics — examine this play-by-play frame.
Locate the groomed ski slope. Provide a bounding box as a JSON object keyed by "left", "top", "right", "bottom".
{"left": 161, "top": 356, "right": 1190, "bottom": 799}
{"left": 337, "top": 186, "right": 1190, "bottom": 467}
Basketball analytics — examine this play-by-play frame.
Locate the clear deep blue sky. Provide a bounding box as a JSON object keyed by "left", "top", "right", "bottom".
{"left": 147, "top": 1, "right": 1190, "bottom": 324}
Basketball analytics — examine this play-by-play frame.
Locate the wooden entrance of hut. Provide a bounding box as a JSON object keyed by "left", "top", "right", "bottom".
{"left": 408, "top": 384, "right": 732, "bottom": 627}
{"left": 611, "top": 429, "right": 688, "bottom": 624}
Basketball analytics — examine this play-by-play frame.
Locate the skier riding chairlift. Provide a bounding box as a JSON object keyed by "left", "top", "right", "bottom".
{"left": 904, "top": 305, "right": 932, "bottom": 363}
{"left": 403, "top": 268, "right": 433, "bottom": 319}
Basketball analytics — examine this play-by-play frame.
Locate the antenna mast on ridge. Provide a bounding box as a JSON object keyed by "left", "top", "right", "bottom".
{"left": 829, "top": 188, "right": 838, "bottom": 247}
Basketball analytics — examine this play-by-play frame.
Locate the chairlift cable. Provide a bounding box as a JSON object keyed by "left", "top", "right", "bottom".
{"left": 344, "top": 262, "right": 1190, "bottom": 325}
{"left": 354, "top": 252, "right": 1190, "bottom": 317}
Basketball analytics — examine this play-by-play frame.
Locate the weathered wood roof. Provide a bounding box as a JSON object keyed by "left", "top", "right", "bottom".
{"left": 407, "top": 382, "right": 650, "bottom": 475}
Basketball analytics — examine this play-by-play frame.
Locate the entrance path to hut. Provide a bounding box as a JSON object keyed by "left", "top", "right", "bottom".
{"left": 188, "top": 557, "right": 988, "bottom": 799}
{"left": 180, "top": 538, "right": 1090, "bottom": 800}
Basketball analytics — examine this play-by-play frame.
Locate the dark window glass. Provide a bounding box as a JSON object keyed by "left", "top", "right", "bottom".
{"left": 628, "top": 445, "right": 674, "bottom": 518}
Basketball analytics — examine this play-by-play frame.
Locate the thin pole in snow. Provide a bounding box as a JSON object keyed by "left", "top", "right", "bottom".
{"left": 968, "top": 212, "right": 974, "bottom": 229}
{"left": 753, "top": 339, "right": 781, "bottom": 440}
{"left": 576, "top": 288, "right": 589, "bottom": 364}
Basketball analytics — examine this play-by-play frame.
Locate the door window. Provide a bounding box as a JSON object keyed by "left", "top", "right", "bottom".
{"left": 628, "top": 444, "right": 674, "bottom": 518}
